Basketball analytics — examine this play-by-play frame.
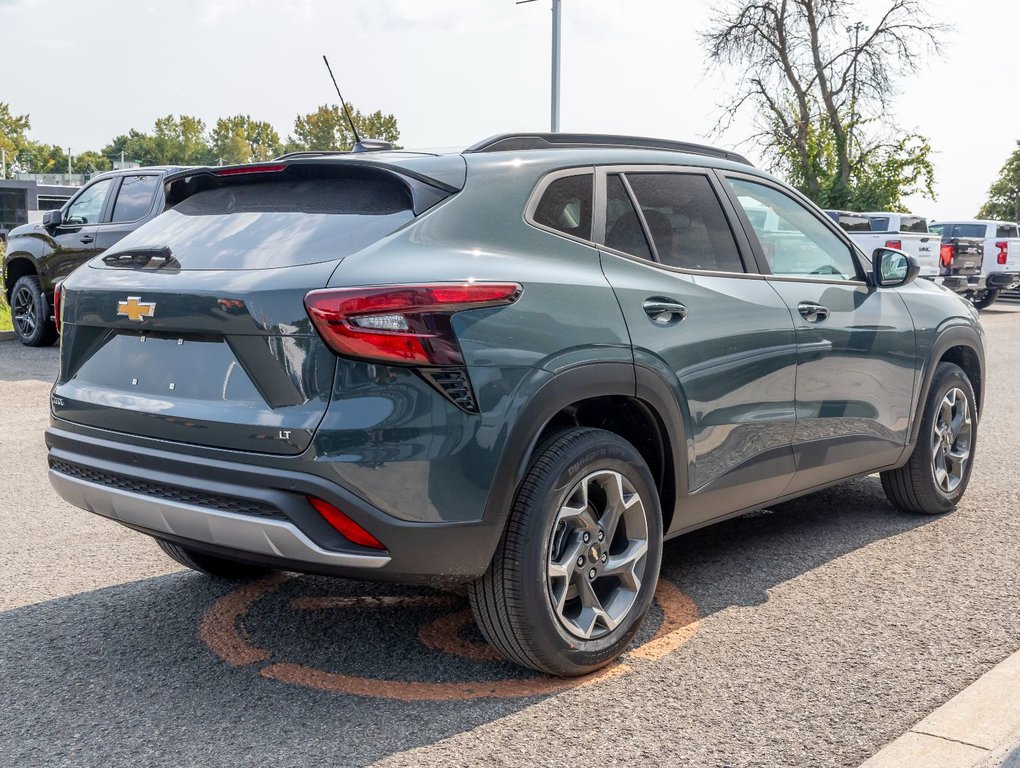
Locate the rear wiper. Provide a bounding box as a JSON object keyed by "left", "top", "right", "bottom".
{"left": 102, "top": 246, "right": 180, "bottom": 271}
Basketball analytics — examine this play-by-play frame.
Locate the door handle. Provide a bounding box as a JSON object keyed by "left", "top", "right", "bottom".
{"left": 797, "top": 301, "right": 830, "bottom": 323}
{"left": 643, "top": 297, "right": 688, "bottom": 326}
{"left": 80, "top": 235, "right": 94, "bottom": 244}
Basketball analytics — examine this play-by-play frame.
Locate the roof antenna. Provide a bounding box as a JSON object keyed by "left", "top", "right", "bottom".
{"left": 322, "top": 55, "right": 392, "bottom": 153}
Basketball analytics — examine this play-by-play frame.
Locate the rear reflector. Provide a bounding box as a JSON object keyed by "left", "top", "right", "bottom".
{"left": 305, "top": 283, "right": 522, "bottom": 366}
{"left": 307, "top": 496, "right": 385, "bottom": 550}
{"left": 213, "top": 163, "right": 287, "bottom": 176}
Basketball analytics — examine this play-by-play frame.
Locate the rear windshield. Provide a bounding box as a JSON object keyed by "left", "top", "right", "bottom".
{"left": 899, "top": 216, "right": 928, "bottom": 233}
{"left": 948, "top": 224, "right": 986, "bottom": 238}
{"left": 995, "top": 224, "right": 1019, "bottom": 238}
{"left": 867, "top": 216, "right": 891, "bottom": 232}
{"left": 837, "top": 214, "right": 871, "bottom": 232}
{"left": 102, "top": 176, "right": 415, "bottom": 270}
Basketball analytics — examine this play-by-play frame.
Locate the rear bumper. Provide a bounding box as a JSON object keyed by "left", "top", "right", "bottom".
{"left": 45, "top": 426, "right": 504, "bottom": 583}
{"left": 986, "top": 271, "right": 1020, "bottom": 290}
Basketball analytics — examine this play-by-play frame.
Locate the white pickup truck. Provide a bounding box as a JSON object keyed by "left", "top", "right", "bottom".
{"left": 825, "top": 210, "right": 980, "bottom": 296}
{"left": 929, "top": 220, "right": 1020, "bottom": 309}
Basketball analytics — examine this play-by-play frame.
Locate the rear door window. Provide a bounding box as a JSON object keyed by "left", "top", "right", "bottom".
{"left": 603, "top": 174, "right": 652, "bottom": 260}
{"left": 899, "top": 216, "right": 928, "bottom": 233}
{"left": 111, "top": 174, "right": 161, "bottom": 223}
{"left": 625, "top": 172, "right": 745, "bottom": 272}
{"left": 995, "top": 224, "right": 1018, "bottom": 238}
{"left": 532, "top": 173, "right": 593, "bottom": 240}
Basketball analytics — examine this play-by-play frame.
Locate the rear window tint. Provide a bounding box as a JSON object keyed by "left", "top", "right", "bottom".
{"left": 949, "top": 224, "right": 986, "bottom": 238}
{"left": 837, "top": 214, "right": 871, "bottom": 232}
{"left": 533, "top": 173, "right": 593, "bottom": 240}
{"left": 899, "top": 216, "right": 928, "bottom": 233}
{"left": 995, "top": 224, "right": 1018, "bottom": 238}
{"left": 111, "top": 177, "right": 415, "bottom": 270}
{"left": 867, "top": 216, "right": 891, "bottom": 231}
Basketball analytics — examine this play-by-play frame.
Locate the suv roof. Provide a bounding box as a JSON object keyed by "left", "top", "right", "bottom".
{"left": 463, "top": 133, "right": 753, "bottom": 165}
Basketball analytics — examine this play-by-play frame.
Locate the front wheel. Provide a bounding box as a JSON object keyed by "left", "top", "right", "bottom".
{"left": 469, "top": 428, "right": 663, "bottom": 676}
{"left": 881, "top": 362, "right": 977, "bottom": 514}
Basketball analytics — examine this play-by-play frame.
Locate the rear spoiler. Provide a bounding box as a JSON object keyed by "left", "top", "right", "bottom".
{"left": 163, "top": 158, "right": 462, "bottom": 216}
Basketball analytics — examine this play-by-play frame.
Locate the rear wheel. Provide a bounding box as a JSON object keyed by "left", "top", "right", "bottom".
{"left": 972, "top": 289, "right": 1000, "bottom": 311}
{"left": 155, "top": 538, "right": 273, "bottom": 580}
{"left": 10, "top": 275, "right": 58, "bottom": 347}
{"left": 881, "top": 362, "right": 977, "bottom": 514}
{"left": 469, "top": 428, "right": 663, "bottom": 676}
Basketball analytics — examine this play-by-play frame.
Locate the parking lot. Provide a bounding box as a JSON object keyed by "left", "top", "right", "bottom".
{"left": 1, "top": 301, "right": 1019, "bottom": 768}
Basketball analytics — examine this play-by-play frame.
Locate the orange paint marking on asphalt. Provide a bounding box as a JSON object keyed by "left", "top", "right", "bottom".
{"left": 198, "top": 574, "right": 702, "bottom": 701}
{"left": 197, "top": 573, "right": 290, "bottom": 666}
{"left": 259, "top": 661, "right": 632, "bottom": 702}
{"left": 417, "top": 609, "right": 505, "bottom": 662}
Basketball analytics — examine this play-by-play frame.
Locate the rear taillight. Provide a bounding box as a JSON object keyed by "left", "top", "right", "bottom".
{"left": 307, "top": 496, "right": 385, "bottom": 550}
{"left": 304, "top": 283, "right": 522, "bottom": 366}
{"left": 52, "top": 281, "right": 63, "bottom": 334}
{"left": 885, "top": 240, "right": 903, "bottom": 250}
{"left": 996, "top": 241, "right": 1008, "bottom": 265}
{"left": 940, "top": 242, "right": 955, "bottom": 267}
{"left": 213, "top": 163, "right": 286, "bottom": 176}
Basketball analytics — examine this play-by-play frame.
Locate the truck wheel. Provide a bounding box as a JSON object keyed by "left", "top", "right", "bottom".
{"left": 155, "top": 537, "right": 273, "bottom": 580}
{"left": 881, "top": 362, "right": 977, "bottom": 515}
{"left": 10, "top": 275, "right": 58, "bottom": 347}
{"left": 971, "top": 289, "right": 1000, "bottom": 310}
{"left": 469, "top": 428, "right": 663, "bottom": 677}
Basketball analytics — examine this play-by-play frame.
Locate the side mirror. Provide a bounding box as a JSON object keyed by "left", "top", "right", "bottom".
{"left": 873, "top": 247, "right": 920, "bottom": 287}
{"left": 42, "top": 210, "right": 63, "bottom": 228}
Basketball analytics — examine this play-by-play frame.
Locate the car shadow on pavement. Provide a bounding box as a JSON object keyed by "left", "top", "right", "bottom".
{"left": 0, "top": 475, "right": 934, "bottom": 768}
{"left": 0, "top": 341, "right": 58, "bottom": 382}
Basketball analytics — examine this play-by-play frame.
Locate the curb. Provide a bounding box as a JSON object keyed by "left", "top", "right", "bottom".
{"left": 0, "top": 330, "right": 17, "bottom": 342}
{"left": 861, "top": 648, "right": 1020, "bottom": 768}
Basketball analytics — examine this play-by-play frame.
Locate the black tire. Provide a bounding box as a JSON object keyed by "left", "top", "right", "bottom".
{"left": 469, "top": 428, "right": 663, "bottom": 676}
{"left": 881, "top": 362, "right": 978, "bottom": 514}
{"left": 155, "top": 537, "right": 273, "bottom": 580}
{"left": 972, "top": 289, "right": 1000, "bottom": 311}
{"left": 10, "top": 275, "right": 58, "bottom": 347}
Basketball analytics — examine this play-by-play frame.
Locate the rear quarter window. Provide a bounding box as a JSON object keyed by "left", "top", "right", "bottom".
{"left": 837, "top": 214, "right": 871, "bottom": 232}
{"left": 995, "top": 224, "right": 1019, "bottom": 238}
{"left": 532, "top": 173, "right": 593, "bottom": 241}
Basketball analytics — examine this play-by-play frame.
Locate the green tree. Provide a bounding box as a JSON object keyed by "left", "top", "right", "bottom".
{"left": 977, "top": 141, "right": 1020, "bottom": 222}
{"left": 704, "top": 0, "right": 944, "bottom": 210}
{"left": 211, "top": 115, "right": 283, "bottom": 164}
{"left": 0, "top": 102, "right": 32, "bottom": 177}
{"left": 288, "top": 103, "right": 400, "bottom": 152}
{"left": 103, "top": 116, "right": 213, "bottom": 166}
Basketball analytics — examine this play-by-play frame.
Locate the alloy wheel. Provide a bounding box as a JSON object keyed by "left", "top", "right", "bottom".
{"left": 930, "top": 387, "right": 972, "bottom": 494}
{"left": 546, "top": 470, "right": 649, "bottom": 640}
{"left": 12, "top": 284, "right": 37, "bottom": 339}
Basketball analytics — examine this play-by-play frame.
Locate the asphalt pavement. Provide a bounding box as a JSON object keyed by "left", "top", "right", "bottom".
{"left": 2, "top": 302, "right": 1019, "bottom": 768}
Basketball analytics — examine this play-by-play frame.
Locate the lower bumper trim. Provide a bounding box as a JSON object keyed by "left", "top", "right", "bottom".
{"left": 48, "top": 470, "right": 391, "bottom": 569}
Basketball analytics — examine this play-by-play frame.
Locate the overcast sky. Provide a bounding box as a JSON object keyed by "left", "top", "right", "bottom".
{"left": 1, "top": 0, "right": 1014, "bottom": 218}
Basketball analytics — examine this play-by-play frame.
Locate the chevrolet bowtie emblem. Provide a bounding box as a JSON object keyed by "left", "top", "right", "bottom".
{"left": 117, "top": 296, "right": 156, "bottom": 322}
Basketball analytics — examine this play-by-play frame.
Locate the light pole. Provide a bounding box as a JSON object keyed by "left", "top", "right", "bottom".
{"left": 518, "top": 0, "right": 562, "bottom": 132}
{"left": 846, "top": 22, "right": 868, "bottom": 161}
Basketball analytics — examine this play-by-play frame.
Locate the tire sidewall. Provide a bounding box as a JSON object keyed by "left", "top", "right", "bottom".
{"left": 920, "top": 364, "right": 978, "bottom": 509}
{"left": 12, "top": 276, "right": 55, "bottom": 347}
{"left": 515, "top": 431, "right": 663, "bottom": 674}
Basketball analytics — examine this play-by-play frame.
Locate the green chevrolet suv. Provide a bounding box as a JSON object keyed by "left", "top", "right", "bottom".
{"left": 47, "top": 134, "right": 984, "bottom": 676}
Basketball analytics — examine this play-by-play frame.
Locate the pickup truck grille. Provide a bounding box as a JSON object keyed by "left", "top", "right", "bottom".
{"left": 48, "top": 459, "right": 286, "bottom": 520}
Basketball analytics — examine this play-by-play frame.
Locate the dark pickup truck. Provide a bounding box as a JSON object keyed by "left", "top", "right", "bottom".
{"left": 929, "top": 226, "right": 984, "bottom": 303}
{"left": 2, "top": 166, "right": 183, "bottom": 346}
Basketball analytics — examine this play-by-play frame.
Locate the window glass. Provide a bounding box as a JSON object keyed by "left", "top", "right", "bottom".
{"left": 726, "top": 177, "right": 859, "bottom": 279}
{"left": 533, "top": 173, "right": 593, "bottom": 240}
{"left": 65, "top": 179, "right": 113, "bottom": 225}
{"left": 899, "top": 216, "right": 928, "bottom": 233}
{"left": 837, "top": 213, "right": 872, "bottom": 232}
{"left": 111, "top": 175, "right": 160, "bottom": 223}
{"left": 949, "top": 223, "right": 986, "bottom": 238}
{"left": 603, "top": 174, "right": 652, "bottom": 260}
{"left": 867, "top": 216, "right": 891, "bottom": 231}
{"left": 995, "top": 224, "right": 1018, "bottom": 238}
{"left": 929, "top": 223, "right": 945, "bottom": 235}
{"left": 625, "top": 173, "right": 744, "bottom": 272}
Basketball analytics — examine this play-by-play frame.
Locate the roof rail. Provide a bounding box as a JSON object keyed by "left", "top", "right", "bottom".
{"left": 464, "top": 133, "right": 753, "bottom": 166}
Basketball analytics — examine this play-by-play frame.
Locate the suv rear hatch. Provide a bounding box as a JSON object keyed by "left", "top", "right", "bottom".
{"left": 52, "top": 158, "right": 462, "bottom": 455}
